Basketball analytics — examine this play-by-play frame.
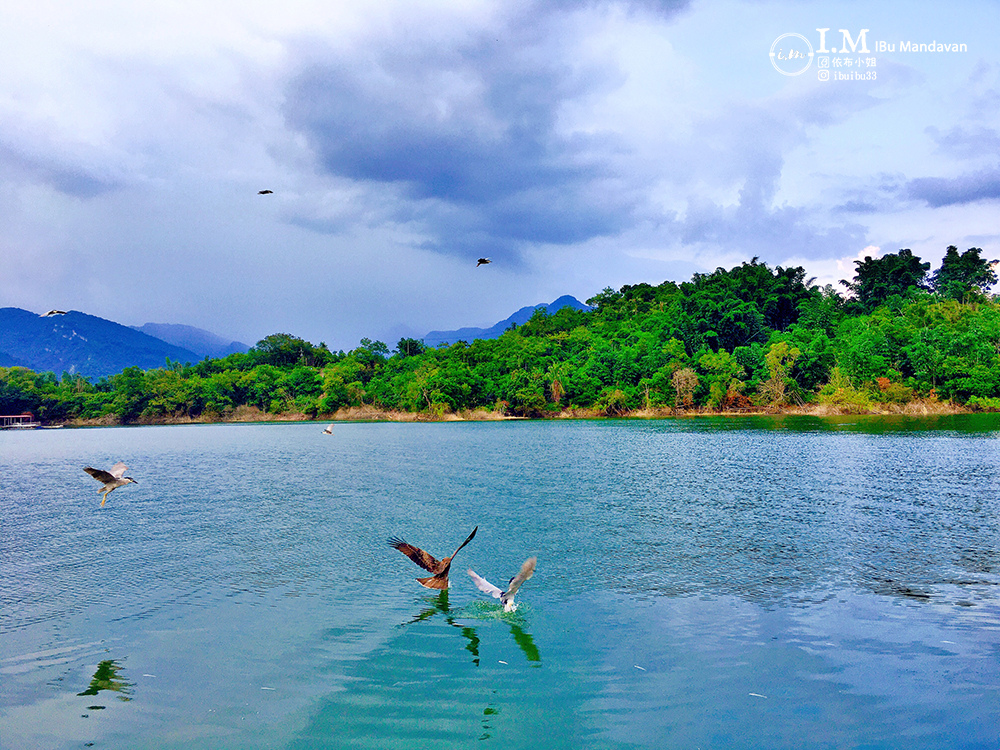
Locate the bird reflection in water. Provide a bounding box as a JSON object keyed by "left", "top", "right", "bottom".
{"left": 480, "top": 703, "right": 500, "bottom": 740}
{"left": 404, "top": 590, "right": 481, "bottom": 665}
{"left": 402, "top": 591, "right": 541, "bottom": 665}
{"left": 77, "top": 659, "right": 134, "bottom": 705}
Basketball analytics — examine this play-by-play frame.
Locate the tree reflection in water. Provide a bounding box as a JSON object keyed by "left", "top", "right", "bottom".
{"left": 78, "top": 660, "right": 133, "bottom": 702}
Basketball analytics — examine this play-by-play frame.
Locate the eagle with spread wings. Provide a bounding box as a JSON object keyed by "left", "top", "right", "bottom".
{"left": 388, "top": 526, "right": 478, "bottom": 589}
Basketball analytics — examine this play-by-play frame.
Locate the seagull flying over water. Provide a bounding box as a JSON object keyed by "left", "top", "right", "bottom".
{"left": 84, "top": 462, "right": 138, "bottom": 507}
{"left": 322, "top": 424, "right": 333, "bottom": 434}
{"left": 389, "top": 527, "right": 478, "bottom": 589}
{"left": 469, "top": 557, "right": 536, "bottom": 612}
{"left": 476, "top": 258, "right": 491, "bottom": 266}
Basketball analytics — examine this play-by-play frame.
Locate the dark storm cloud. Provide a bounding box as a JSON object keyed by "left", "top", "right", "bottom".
{"left": 0, "top": 143, "right": 121, "bottom": 198}
{"left": 926, "top": 125, "right": 1000, "bottom": 159}
{"left": 280, "top": 2, "right": 697, "bottom": 257}
{"left": 907, "top": 166, "right": 1000, "bottom": 207}
{"left": 834, "top": 200, "right": 879, "bottom": 214}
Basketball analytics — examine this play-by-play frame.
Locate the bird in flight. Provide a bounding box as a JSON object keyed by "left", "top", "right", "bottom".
{"left": 389, "top": 527, "right": 478, "bottom": 589}
{"left": 476, "top": 258, "right": 491, "bottom": 267}
{"left": 258, "top": 189, "right": 273, "bottom": 195}
{"left": 322, "top": 424, "right": 333, "bottom": 434}
{"left": 42, "top": 310, "right": 67, "bottom": 317}
{"left": 84, "top": 462, "right": 138, "bottom": 507}
{"left": 469, "top": 557, "right": 536, "bottom": 612}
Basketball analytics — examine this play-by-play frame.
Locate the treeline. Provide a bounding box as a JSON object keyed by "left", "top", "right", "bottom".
{"left": 2, "top": 246, "right": 999, "bottom": 423}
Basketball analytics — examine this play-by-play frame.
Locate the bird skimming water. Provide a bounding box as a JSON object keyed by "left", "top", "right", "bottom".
{"left": 84, "top": 462, "right": 138, "bottom": 507}
{"left": 389, "top": 527, "right": 478, "bottom": 589}
{"left": 322, "top": 424, "right": 333, "bottom": 434}
{"left": 469, "top": 557, "right": 536, "bottom": 612}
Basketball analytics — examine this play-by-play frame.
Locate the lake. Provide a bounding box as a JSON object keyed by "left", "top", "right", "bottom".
{"left": 2, "top": 415, "right": 999, "bottom": 749}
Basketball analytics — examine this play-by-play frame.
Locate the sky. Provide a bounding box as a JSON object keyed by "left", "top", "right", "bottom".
{"left": 1, "top": 0, "right": 998, "bottom": 351}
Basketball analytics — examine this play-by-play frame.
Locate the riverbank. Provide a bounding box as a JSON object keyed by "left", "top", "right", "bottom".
{"left": 55, "top": 398, "right": 985, "bottom": 427}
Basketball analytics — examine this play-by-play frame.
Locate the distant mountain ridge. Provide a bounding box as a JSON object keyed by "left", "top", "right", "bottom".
{"left": 0, "top": 308, "right": 202, "bottom": 378}
{"left": 133, "top": 323, "right": 249, "bottom": 359}
{"left": 422, "top": 295, "right": 591, "bottom": 348}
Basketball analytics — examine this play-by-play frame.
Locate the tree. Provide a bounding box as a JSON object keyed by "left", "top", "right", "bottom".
{"left": 841, "top": 249, "right": 930, "bottom": 310}
{"left": 672, "top": 368, "right": 698, "bottom": 408}
{"left": 930, "top": 246, "right": 999, "bottom": 300}
{"left": 759, "top": 341, "right": 800, "bottom": 405}
{"left": 251, "top": 334, "right": 332, "bottom": 368}
{"left": 698, "top": 350, "right": 746, "bottom": 408}
{"left": 395, "top": 337, "right": 426, "bottom": 358}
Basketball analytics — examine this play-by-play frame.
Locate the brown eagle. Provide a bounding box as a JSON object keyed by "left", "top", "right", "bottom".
{"left": 388, "top": 526, "right": 478, "bottom": 589}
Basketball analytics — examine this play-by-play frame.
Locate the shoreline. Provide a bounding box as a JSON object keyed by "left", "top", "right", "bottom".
{"left": 50, "top": 399, "right": 988, "bottom": 428}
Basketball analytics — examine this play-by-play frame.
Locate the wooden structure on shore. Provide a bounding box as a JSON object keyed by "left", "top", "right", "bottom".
{"left": 1, "top": 413, "right": 40, "bottom": 429}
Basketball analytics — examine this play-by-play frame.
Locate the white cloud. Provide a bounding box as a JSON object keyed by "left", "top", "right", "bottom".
{"left": 1, "top": 0, "right": 998, "bottom": 349}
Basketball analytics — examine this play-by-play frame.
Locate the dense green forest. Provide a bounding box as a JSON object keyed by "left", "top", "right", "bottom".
{"left": 3, "top": 246, "right": 999, "bottom": 423}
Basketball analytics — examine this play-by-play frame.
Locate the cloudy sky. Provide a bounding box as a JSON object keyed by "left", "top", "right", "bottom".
{"left": 1, "top": 0, "right": 997, "bottom": 350}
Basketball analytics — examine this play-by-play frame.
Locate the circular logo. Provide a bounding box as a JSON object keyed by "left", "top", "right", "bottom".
{"left": 770, "top": 33, "right": 814, "bottom": 76}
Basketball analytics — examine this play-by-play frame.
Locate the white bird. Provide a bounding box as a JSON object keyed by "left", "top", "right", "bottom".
{"left": 42, "top": 310, "right": 67, "bottom": 317}
{"left": 468, "top": 557, "right": 536, "bottom": 612}
{"left": 322, "top": 424, "right": 333, "bottom": 434}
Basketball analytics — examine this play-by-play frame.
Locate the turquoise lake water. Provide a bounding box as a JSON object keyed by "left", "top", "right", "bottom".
{"left": 2, "top": 415, "right": 999, "bottom": 749}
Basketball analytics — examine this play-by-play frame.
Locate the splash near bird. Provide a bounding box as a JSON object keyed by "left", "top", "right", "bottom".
{"left": 469, "top": 557, "right": 536, "bottom": 612}
{"left": 476, "top": 258, "right": 491, "bottom": 267}
{"left": 258, "top": 189, "right": 273, "bottom": 194}
{"left": 389, "top": 527, "right": 478, "bottom": 589}
{"left": 84, "top": 462, "right": 138, "bottom": 507}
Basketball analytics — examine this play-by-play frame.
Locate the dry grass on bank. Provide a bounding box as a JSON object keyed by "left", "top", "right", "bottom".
{"left": 61, "top": 398, "right": 978, "bottom": 428}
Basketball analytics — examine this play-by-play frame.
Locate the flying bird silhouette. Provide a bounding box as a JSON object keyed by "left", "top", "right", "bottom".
{"left": 258, "top": 189, "right": 273, "bottom": 194}
{"left": 476, "top": 258, "right": 491, "bottom": 267}
{"left": 469, "top": 557, "right": 536, "bottom": 612}
{"left": 42, "top": 310, "right": 67, "bottom": 316}
{"left": 84, "top": 462, "right": 138, "bottom": 507}
{"left": 389, "top": 526, "right": 478, "bottom": 589}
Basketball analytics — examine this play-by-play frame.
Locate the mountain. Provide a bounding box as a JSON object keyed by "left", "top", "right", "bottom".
{"left": 422, "top": 295, "right": 591, "bottom": 348}
{"left": 133, "top": 323, "right": 249, "bottom": 359}
{"left": 0, "top": 308, "right": 202, "bottom": 378}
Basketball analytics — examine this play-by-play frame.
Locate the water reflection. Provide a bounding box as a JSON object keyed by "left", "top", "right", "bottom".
{"left": 508, "top": 623, "right": 540, "bottom": 663}
{"left": 403, "top": 592, "right": 543, "bottom": 665}
{"left": 669, "top": 413, "right": 1000, "bottom": 435}
{"left": 402, "top": 590, "right": 481, "bottom": 665}
{"left": 480, "top": 703, "right": 500, "bottom": 741}
{"left": 77, "top": 659, "right": 133, "bottom": 703}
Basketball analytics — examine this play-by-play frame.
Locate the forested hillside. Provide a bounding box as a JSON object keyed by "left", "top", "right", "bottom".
{"left": 2, "top": 247, "right": 998, "bottom": 423}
